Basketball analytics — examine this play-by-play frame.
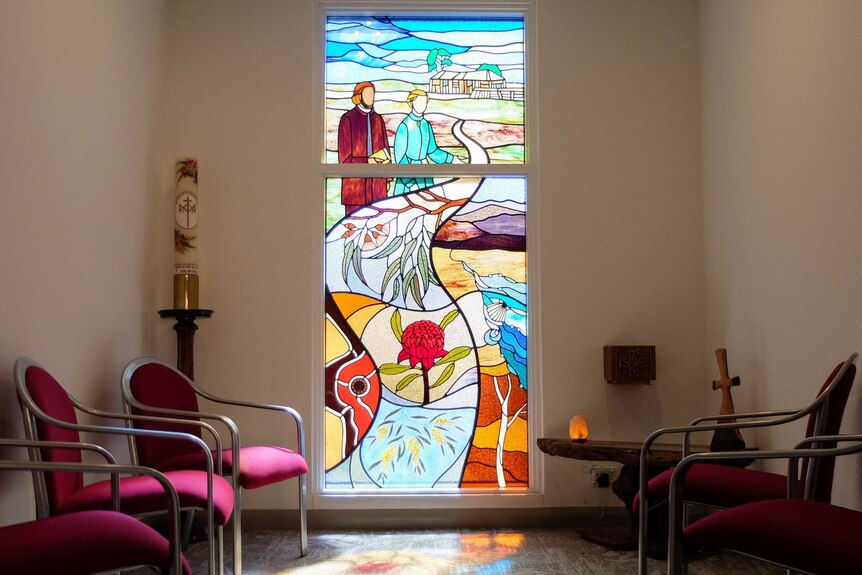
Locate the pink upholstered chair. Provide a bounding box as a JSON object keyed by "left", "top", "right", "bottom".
{"left": 667, "top": 434, "right": 862, "bottom": 574}
{"left": 635, "top": 353, "right": 857, "bottom": 575}
{"left": 0, "top": 438, "right": 188, "bottom": 574}
{"left": 14, "top": 357, "right": 235, "bottom": 575}
{"left": 121, "top": 356, "right": 309, "bottom": 574}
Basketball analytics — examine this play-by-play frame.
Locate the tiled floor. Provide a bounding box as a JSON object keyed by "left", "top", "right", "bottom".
{"left": 183, "top": 528, "right": 784, "bottom": 574}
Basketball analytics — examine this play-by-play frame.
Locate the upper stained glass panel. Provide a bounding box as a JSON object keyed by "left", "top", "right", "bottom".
{"left": 325, "top": 16, "right": 526, "bottom": 167}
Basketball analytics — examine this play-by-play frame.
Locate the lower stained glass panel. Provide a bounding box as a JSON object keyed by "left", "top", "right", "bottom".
{"left": 324, "top": 176, "right": 527, "bottom": 489}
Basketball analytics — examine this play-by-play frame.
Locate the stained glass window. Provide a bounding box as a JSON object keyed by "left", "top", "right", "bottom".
{"left": 323, "top": 14, "right": 529, "bottom": 491}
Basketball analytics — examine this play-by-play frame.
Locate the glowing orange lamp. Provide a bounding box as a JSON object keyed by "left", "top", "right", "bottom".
{"left": 569, "top": 415, "right": 588, "bottom": 442}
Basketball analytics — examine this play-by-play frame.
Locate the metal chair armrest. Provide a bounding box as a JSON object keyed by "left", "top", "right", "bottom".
{"left": 120, "top": 403, "right": 242, "bottom": 490}
{"left": 120, "top": 399, "right": 240, "bottom": 450}
{"left": 118, "top": 399, "right": 243, "bottom": 509}
{"left": 687, "top": 408, "right": 800, "bottom": 426}
{"left": 794, "top": 433, "right": 862, "bottom": 449}
{"left": 0, "top": 455, "right": 183, "bottom": 575}
{"left": 670, "top": 436, "right": 862, "bottom": 497}
{"left": 0, "top": 437, "right": 117, "bottom": 464}
{"left": 681, "top": 408, "right": 801, "bottom": 458}
{"left": 638, "top": 416, "right": 809, "bottom": 526}
{"left": 1, "top": 438, "right": 120, "bottom": 511}
{"left": 20, "top": 406, "right": 215, "bottom": 478}
{"left": 73, "top": 400, "right": 224, "bottom": 475}
{"left": 196, "top": 394, "right": 306, "bottom": 458}
{"left": 789, "top": 434, "right": 862, "bottom": 491}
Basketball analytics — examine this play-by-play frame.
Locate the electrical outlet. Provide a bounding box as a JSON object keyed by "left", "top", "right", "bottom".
{"left": 589, "top": 466, "right": 617, "bottom": 487}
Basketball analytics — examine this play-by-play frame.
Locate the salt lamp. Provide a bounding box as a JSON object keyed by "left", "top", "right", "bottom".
{"left": 569, "top": 415, "right": 588, "bottom": 441}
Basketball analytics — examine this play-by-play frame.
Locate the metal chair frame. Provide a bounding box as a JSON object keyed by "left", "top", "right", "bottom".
{"left": 667, "top": 433, "right": 862, "bottom": 575}
{"left": 15, "top": 357, "right": 223, "bottom": 575}
{"left": 121, "top": 356, "right": 308, "bottom": 575}
{"left": 637, "top": 352, "right": 857, "bottom": 575}
{"left": 0, "top": 438, "right": 183, "bottom": 575}
{"left": 74, "top": 400, "right": 225, "bottom": 549}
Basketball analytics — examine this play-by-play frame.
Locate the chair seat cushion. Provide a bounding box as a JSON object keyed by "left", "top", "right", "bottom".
{"left": 633, "top": 463, "right": 787, "bottom": 512}
{"left": 685, "top": 499, "right": 862, "bottom": 574}
{"left": 158, "top": 445, "right": 308, "bottom": 490}
{"left": 0, "top": 509, "right": 191, "bottom": 575}
{"left": 57, "top": 469, "right": 234, "bottom": 525}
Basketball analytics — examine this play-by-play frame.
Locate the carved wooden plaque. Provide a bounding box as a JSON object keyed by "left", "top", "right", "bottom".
{"left": 604, "top": 345, "right": 656, "bottom": 384}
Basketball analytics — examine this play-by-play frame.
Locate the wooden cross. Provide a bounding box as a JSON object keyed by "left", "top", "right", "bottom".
{"left": 710, "top": 348, "right": 745, "bottom": 450}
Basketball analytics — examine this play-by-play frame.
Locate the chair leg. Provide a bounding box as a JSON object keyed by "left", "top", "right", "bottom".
{"left": 638, "top": 491, "right": 650, "bottom": 575}
{"left": 218, "top": 524, "right": 224, "bottom": 575}
{"left": 299, "top": 473, "right": 308, "bottom": 557}
{"left": 638, "top": 515, "right": 647, "bottom": 574}
{"left": 207, "top": 508, "right": 216, "bottom": 575}
{"left": 234, "top": 486, "right": 243, "bottom": 575}
{"left": 668, "top": 488, "right": 686, "bottom": 575}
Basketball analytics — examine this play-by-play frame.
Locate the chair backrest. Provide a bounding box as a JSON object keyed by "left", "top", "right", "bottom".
{"left": 800, "top": 360, "right": 856, "bottom": 502}
{"left": 125, "top": 360, "right": 203, "bottom": 468}
{"left": 16, "top": 362, "right": 84, "bottom": 513}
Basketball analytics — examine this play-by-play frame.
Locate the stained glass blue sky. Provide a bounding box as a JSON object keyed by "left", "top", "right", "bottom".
{"left": 326, "top": 16, "right": 525, "bottom": 85}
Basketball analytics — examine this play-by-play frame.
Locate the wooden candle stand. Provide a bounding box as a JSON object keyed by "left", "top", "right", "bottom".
{"left": 158, "top": 308, "right": 213, "bottom": 380}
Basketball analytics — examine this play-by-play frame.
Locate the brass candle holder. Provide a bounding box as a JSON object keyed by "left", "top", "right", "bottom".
{"left": 173, "top": 273, "right": 199, "bottom": 310}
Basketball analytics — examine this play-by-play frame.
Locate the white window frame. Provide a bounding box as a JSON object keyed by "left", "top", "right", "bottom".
{"left": 312, "top": 0, "right": 543, "bottom": 510}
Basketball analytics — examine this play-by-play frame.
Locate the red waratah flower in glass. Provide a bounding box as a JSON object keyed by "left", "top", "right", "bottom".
{"left": 398, "top": 320, "right": 448, "bottom": 370}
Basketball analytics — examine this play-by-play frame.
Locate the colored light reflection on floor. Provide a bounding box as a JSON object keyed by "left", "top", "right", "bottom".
{"left": 183, "top": 528, "right": 785, "bottom": 574}
{"left": 277, "top": 549, "right": 450, "bottom": 574}
{"left": 277, "top": 532, "right": 525, "bottom": 575}
{"left": 455, "top": 533, "right": 523, "bottom": 575}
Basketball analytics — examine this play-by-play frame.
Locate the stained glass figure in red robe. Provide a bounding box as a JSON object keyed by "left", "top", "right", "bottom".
{"left": 337, "top": 81, "right": 391, "bottom": 215}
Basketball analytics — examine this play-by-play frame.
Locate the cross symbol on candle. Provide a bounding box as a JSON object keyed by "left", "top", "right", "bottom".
{"left": 178, "top": 196, "right": 197, "bottom": 228}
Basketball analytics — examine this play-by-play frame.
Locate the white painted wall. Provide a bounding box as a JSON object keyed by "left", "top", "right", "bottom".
{"left": 700, "top": 0, "right": 862, "bottom": 510}
{"left": 0, "top": 0, "right": 168, "bottom": 524}
{"left": 538, "top": 0, "right": 706, "bottom": 506}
